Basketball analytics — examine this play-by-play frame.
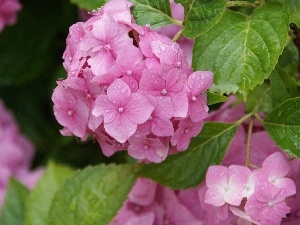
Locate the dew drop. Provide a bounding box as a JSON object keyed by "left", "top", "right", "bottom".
{"left": 160, "top": 45, "right": 166, "bottom": 51}
{"left": 156, "top": 149, "right": 163, "bottom": 158}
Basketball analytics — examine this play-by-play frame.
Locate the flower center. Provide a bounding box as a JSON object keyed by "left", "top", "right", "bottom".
{"left": 144, "top": 145, "right": 149, "bottom": 150}
{"left": 67, "top": 110, "right": 73, "bottom": 116}
{"left": 118, "top": 107, "right": 124, "bottom": 113}
{"left": 191, "top": 96, "right": 197, "bottom": 101}
{"left": 176, "top": 61, "right": 182, "bottom": 68}
{"left": 104, "top": 44, "right": 111, "bottom": 51}
{"left": 161, "top": 89, "right": 167, "bottom": 95}
{"left": 126, "top": 70, "right": 132, "bottom": 76}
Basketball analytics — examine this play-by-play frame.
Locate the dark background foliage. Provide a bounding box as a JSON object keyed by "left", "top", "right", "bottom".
{"left": 0, "top": 0, "right": 128, "bottom": 169}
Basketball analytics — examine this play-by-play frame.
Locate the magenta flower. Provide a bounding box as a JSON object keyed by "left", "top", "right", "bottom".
{"left": 80, "top": 13, "right": 132, "bottom": 75}
{"left": 139, "top": 68, "right": 188, "bottom": 118}
{"left": 52, "top": 86, "right": 90, "bottom": 138}
{"left": 128, "top": 135, "right": 168, "bottom": 163}
{"left": 92, "top": 79, "right": 154, "bottom": 143}
{"left": 137, "top": 95, "right": 174, "bottom": 137}
{"left": 170, "top": 118, "right": 204, "bottom": 151}
{"left": 187, "top": 71, "right": 213, "bottom": 122}
{"left": 0, "top": 0, "right": 22, "bottom": 32}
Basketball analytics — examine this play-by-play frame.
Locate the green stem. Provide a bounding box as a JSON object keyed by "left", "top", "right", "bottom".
{"left": 172, "top": 29, "right": 183, "bottom": 42}
{"left": 226, "top": 1, "right": 259, "bottom": 9}
{"left": 171, "top": 19, "right": 183, "bottom": 27}
{"left": 245, "top": 116, "right": 254, "bottom": 167}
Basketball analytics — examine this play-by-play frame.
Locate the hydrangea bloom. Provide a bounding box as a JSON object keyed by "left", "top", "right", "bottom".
{"left": 0, "top": 0, "right": 22, "bottom": 32}
{"left": 52, "top": 0, "right": 213, "bottom": 163}
{"left": 0, "top": 99, "right": 43, "bottom": 209}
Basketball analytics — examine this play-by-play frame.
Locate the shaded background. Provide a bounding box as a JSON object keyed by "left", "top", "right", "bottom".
{"left": 0, "top": 0, "right": 129, "bottom": 169}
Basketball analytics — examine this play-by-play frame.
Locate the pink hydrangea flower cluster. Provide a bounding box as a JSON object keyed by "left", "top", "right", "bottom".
{"left": 0, "top": 99, "right": 43, "bottom": 209}
{"left": 52, "top": 0, "right": 213, "bottom": 163}
{"left": 204, "top": 152, "right": 296, "bottom": 225}
{"left": 110, "top": 97, "right": 300, "bottom": 225}
{"left": 0, "top": 0, "right": 22, "bottom": 32}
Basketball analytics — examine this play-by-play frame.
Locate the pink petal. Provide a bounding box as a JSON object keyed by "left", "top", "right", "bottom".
{"left": 93, "top": 95, "right": 117, "bottom": 123}
{"left": 262, "top": 152, "right": 289, "bottom": 179}
{"left": 104, "top": 114, "right": 137, "bottom": 143}
{"left": 107, "top": 79, "right": 131, "bottom": 105}
{"left": 151, "top": 117, "right": 174, "bottom": 136}
{"left": 206, "top": 166, "right": 228, "bottom": 188}
{"left": 124, "top": 93, "right": 154, "bottom": 124}
{"left": 204, "top": 187, "right": 226, "bottom": 207}
{"left": 188, "top": 71, "right": 213, "bottom": 94}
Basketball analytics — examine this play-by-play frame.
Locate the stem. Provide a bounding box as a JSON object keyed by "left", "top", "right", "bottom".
{"left": 245, "top": 116, "right": 254, "bottom": 167}
{"left": 171, "top": 19, "right": 183, "bottom": 27}
{"left": 226, "top": 1, "right": 259, "bottom": 9}
{"left": 172, "top": 29, "right": 183, "bottom": 42}
{"left": 234, "top": 113, "right": 253, "bottom": 125}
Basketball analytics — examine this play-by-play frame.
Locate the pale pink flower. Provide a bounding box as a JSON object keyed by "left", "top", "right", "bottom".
{"left": 245, "top": 180, "right": 290, "bottom": 225}
{"left": 205, "top": 165, "right": 250, "bottom": 207}
{"left": 170, "top": 118, "right": 204, "bottom": 151}
{"left": 261, "top": 152, "right": 296, "bottom": 197}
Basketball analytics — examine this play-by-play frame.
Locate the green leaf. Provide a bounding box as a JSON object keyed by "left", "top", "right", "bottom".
{"left": 271, "top": 0, "right": 300, "bottom": 26}
{"left": 47, "top": 164, "right": 136, "bottom": 225}
{"left": 129, "top": 0, "right": 173, "bottom": 29}
{"left": 264, "top": 97, "right": 300, "bottom": 157}
{"left": 176, "top": 0, "right": 227, "bottom": 38}
{"left": 278, "top": 41, "right": 299, "bottom": 77}
{"left": 192, "top": 2, "right": 289, "bottom": 98}
{"left": 269, "top": 65, "right": 299, "bottom": 108}
{"left": 70, "top": 0, "right": 106, "bottom": 11}
{"left": 137, "top": 122, "right": 238, "bottom": 189}
{"left": 245, "top": 81, "right": 272, "bottom": 115}
{"left": 207, "top": 92, "right": 228, "bottom": 105}
{"left": 25, "top": 162, "right": 76, "bottom": 225}
{"left": 0, "top": 178, "right": 30, "bottom": 225}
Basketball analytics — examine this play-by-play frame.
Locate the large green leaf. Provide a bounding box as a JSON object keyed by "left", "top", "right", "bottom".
{"left": 175, "top": 0, "right": 227, "bottom": 38}
{"left": 0, "top": 179, "right": 29, "bottom": 225}
{"left": 264, "top": 97, "right": 300, "bottom": 157}
{"left": 192, "top": 2, "right": 289, "bottom": 98}
{"left": 269, "top": 65, "right": 300, "bottom": 108}
{"left": 47, "top": 164, "right": 136, "bottom": 225}
{"left": 137, "top": 122, "right": 238, "bottom": 189}
{"left": 25, "top": 162, "right": 76, "bottom": 225}
{"left": 70, "top": 0, "right": 106, "bottom": 11}
{"left": 271, "top": 0, "right": 300, "bottom": 26}
{"left": 129, "top": 0, "right": 173, "bottom": 29}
